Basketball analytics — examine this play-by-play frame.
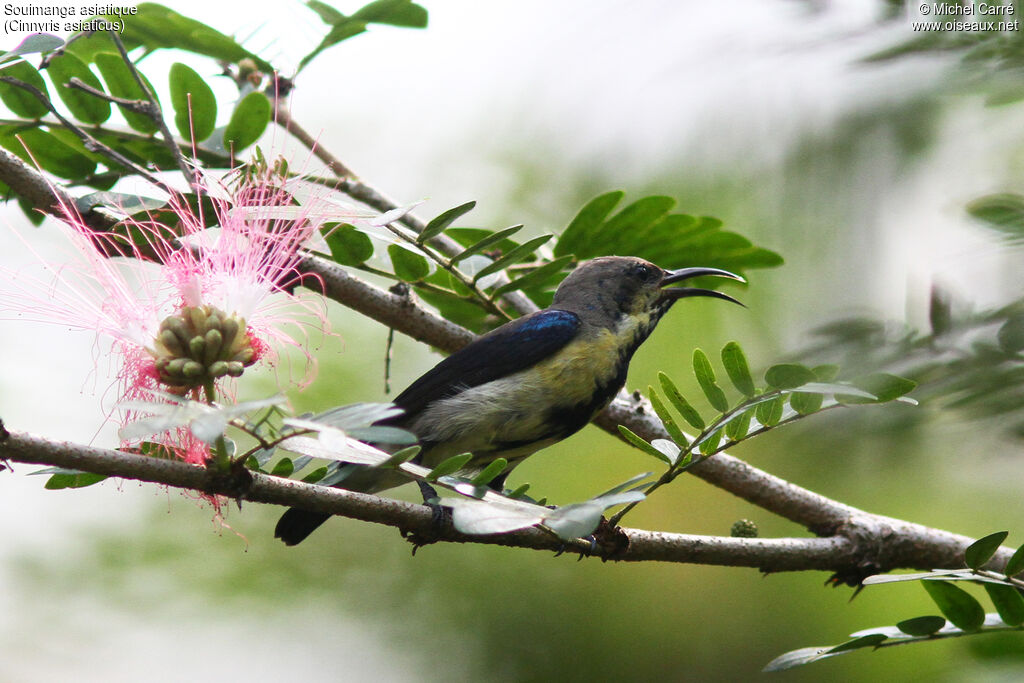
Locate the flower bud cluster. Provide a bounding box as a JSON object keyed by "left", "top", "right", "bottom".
{"left": 152, "top": 305, "right": 257, "bottom": 388}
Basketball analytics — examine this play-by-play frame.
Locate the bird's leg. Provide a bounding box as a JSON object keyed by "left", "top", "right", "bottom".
{"left": 402, "top": 480, "right": 452, "bottom": 553}
{"left": 552, "top": 518, "right": 629, "bottom": 560}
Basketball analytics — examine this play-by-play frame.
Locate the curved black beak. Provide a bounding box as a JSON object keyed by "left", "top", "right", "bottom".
{"left": 659, "top": 266, "right": 745, "bottom": 306}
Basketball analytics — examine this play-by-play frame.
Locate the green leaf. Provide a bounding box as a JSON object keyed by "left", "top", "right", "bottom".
{"left": 693, "top": 348, "right": 728, "bottom": 412}
{"left": 965, "top": 531, "right": 1009, "bottom": 570}
{"left": 0, "top": 33, "right": 64, "bottom": 64}
{"left": 470, "top": 458, "right": 508, "bottom": 486}
{"left": 812, "top": 364, "right": 840, "bottom": 382}
{"left": 378, "top": 445, "right": 421, "bottom": 468}
{"left": 658, "top": 372, "right": 705, "bottom": 430}
{"left": 984, "top": 584, "right": 1024, "bottom": 626}
{"left": 0, "top": 127, "right": 96, "bottom": 179}
{"left": 764, "top": 363, "right": 817, "bottom": 389}
{"left": 45, "top": 52, "right": 111, "bottom": 124}
{"left": 1005, "top": 542, "right": 1024, "bottom": 577}
{"left": 418, "top": 200, "right": 475, "bottom": 242}
{"left": 388, "top": 244, "right": 430, "bottom": 281}
{"left": 302, "top": 465, "right": 329, "bottom": 483}
{"left": 721, "top": 341, "right": 756, "bottom": 397}
{"left": 307, "top": 0, "right": 345, "bottom": 24}
{"left": 840, "top": 373, "right": 917, "bottom": 404}
{"left": 427, "top": 453, "right": 473, "bottom": 480}
{"left": 0, "top": 60, "right": 49, "bottom": 118}
{"left": 554, "top": 190, "right": 624, "bottom": 258}
{"left": 983, "top": 583, "right": 1024, "bottom": 627}
{"left": 473, "top": 234, "right": 554, "bottom": 282}
{"left": 647, "top": 388, "right": 689, "bottom": 447}
{"left": 826, "top": 633, "right": 889, "bottom": 654}
{"left": 299, "top": 0, "right": 427, "bottom": 71}
{"left": 352, "top": 0, "right": 429, "bottom": 26}
{"left": 967, "top": 193, "right": 1024, "bottom": 237}
{"left": 69, "top": 3, "right": 273, "bottom": 71}
{"left": 325, "top": 224, "right": 374, "bottom": 265}
{"left": 224, "top": 92, "right": 271, "bottom": 151}
{"left": 94, "top": 52, "right": 160, "bottom": 134}
{"left": 755, "top": 395, "right": 784, "bottom": 427}
{"left": 270, "top": 458, "right": 294, "bottom": 477}
{"left": 724, "top": 408, "right": 753, "bottom": 440}
{"left": 491, "top": 255, "right": 573, "bottom": 298}
{"left": 76, "top": 191, "right": 166, "bottom": 214}
{"left": 554, "top": 192, "right": 783, "bottom": 275}
{"left": 923, "top": 580, "right": 985, "bottom": 631}
{"left": 698, "top": 428, "right": 723, "bottom": 455}
{"left": 896, "top": 615, "right": 946, "bottom": 636}
{"left": 997, "top": 315, "right": 1024, "bottom": 354}
{"left": 595, "top": 195, "right": 676, "bottom": 253}
{"left": 790, "top": 392, "right": 824, "bottom": 415}
{"left": 617, "top": 425, "right": 672, "bottom": 465}
{"left": 169, "top": 63, "right": 217, "bottom": 142}
{"left": 43, "top": 470, "right": 108, "bottom": 489}
{"left": 451, "top": 225, "right": 523, "bottom": 264}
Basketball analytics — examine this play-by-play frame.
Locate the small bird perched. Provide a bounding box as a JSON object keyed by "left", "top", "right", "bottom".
{"left": 275, "top": 255, "right": 742, "bottom": 545}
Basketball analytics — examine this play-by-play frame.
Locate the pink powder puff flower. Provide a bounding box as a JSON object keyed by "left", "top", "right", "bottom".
{"left": 0, "top": 167, "right": 389, "bottom": 461}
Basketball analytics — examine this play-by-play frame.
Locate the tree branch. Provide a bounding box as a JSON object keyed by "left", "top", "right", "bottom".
{"left": 0, "top": 137, "right": 1008, "bottom": 578}
{"left": 0, "top": 428, "right": 906, "bottom": 573}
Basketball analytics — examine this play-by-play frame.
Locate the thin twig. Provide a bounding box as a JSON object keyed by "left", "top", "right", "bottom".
{"left": 66, "top": 77, "right": 154, "bottom": 113}
{"left": 107, "top": 32, "right": 199, "bottom": 192}
{"left": 0, "top": 75, "right": 173, "bottom": 193}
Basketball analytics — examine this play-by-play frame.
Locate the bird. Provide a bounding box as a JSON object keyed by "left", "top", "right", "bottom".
{"left": 275, "top": 255, "right": 743, "bottom": 545}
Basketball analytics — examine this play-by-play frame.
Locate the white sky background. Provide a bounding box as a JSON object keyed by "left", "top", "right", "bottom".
{"left": 2, "top": 1, "right": 1024, "bottom": 680}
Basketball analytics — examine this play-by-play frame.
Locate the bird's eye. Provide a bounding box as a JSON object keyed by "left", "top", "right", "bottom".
{"left": 631, "top": 263, "right": 657, "bottom": 282}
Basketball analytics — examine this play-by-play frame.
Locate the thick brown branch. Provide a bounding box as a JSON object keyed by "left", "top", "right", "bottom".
{"left": 0, "top": 429, "right": 870, "bottom": 571}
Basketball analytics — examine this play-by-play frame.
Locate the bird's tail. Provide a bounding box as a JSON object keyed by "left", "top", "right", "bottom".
{"left": 274, "top": 464, "right": 411, "bottom": 545}
{"left": 275, "top": 508, "right": 331, "bottom": 546}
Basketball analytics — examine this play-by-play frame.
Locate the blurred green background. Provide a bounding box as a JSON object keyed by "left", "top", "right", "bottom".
{"left": 3, "top": 1, "right": 1024, "bottom": 680}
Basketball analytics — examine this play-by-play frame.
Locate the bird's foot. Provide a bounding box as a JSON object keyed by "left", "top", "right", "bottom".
{"left": 552, "top": 517, "right": 629, "bottom": 561}
{"left": 402, "top": 481, "right": 452, "bottom": 554}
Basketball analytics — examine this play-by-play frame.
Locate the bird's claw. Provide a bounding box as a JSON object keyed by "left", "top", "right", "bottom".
{"left": 403, "top": 481, "right": 452, "bottom": 553}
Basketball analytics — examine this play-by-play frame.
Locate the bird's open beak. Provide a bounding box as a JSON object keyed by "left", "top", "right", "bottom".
{"left": 659, "top": 266, "right": 745, "bottom": 306}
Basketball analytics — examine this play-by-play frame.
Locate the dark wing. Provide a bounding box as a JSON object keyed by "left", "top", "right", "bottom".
{"left": 382, "top": 309, "right": 582, "bottom": 422}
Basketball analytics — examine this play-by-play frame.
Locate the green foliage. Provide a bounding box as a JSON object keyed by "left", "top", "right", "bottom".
{"left": 31, "top": 467, "right": 108, "bottom": 489}
{"left": 223, "top": 92, "right": 271, "bottom": 152}
{"left": 45, "top": 52, "right": 111, "bottom": 124}
{"left": 965, "top": 531, "right": 1009, "bottom": 570}
{"left": 68, "top": 3, "right": 274, "bottom": 71}
{"left": 169, "top": 63, "right": 217, "bottom": 142}
{"left": 0, "top": 33, "right": 64, "bottom": 64}
{"left": 769, "top": 532, "right": 1024, "bottom": 670}
{"left": 691, "top": 348, "right": 728, "bottom": 412}
{"left": 923, "top": 580, "right": 985, "bottom": 631}
{"left": 613, "top": 341, "right": 916, "bottom": 526}
{"left": 388, "top": 244, "right": 431, "bottom": 282}
{"left": 94, "top": 53, "right": 160, "bottom": 134}
{"left": 554, "top": 191, "right": 783, "bottom": 275}
{"left": 325, "top": 224, "right": 374, "bottom": 265}
{"left": 426, "top": 453, "right": 474, "bottom": 480}
{"left": 967, "top": 193, "right": 1024, "bottom": 238}
{"left": 721, "top": 341, "right": 756, "bottom": 397}
{"left": 418, "top": 200, "right": 476, "bottom": 243}
{"left": 300, "top": 0, "right": 429, "bottom": 71}
{"left": 0, "top": 60, "right": 49, "bottom": 118}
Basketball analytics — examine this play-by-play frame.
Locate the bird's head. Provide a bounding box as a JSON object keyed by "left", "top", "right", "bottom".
{"left": 551, "top": 256, "right": 744, "bottom": 327}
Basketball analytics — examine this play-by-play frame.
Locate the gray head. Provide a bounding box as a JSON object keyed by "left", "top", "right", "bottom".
{"left": 550, "top": 256, "right": 744, "bottom": 327}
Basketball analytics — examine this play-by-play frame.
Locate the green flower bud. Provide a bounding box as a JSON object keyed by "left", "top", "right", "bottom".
{"left": 730, "top": 519, "right": 759, "bottom": 538}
